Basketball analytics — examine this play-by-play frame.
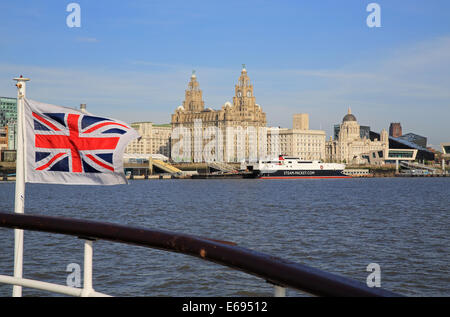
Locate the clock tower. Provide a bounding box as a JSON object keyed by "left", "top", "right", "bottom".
{"left": 233, "top": 64, "right": 256, "bottom": 113}
{"left": 183, "top": 70, "right": 205, "bottom": 112}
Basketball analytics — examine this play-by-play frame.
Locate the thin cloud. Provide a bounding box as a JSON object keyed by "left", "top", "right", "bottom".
{"left": 76, "top": 37, "right": 99, "bottom": 43}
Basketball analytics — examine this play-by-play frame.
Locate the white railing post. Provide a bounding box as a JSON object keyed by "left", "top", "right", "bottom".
{"left": 81, "top": 239, "right": 94, "bottom": 297}
{"left": 274, "top": 285, "right": 286, "bottom": 297}
{"left": 12, "top": 76, "right": 30, "bottom": 297}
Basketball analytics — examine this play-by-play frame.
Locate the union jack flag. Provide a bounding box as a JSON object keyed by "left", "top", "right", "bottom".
{"left": 24, "top": 99, "right": 139, "bottom": 185}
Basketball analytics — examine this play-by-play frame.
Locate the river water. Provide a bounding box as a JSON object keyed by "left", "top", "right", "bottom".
{"left": 0, "top": 178, "right": 449, "bottom": 296}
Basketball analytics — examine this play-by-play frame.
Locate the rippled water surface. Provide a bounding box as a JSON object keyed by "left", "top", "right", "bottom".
{"left": 0, "top": 178, "right": 449, "bottom": 296}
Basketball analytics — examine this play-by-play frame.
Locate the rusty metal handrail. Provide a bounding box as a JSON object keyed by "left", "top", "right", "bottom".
{"left": 0, "top": 212, "right": 401, "bottom": 297}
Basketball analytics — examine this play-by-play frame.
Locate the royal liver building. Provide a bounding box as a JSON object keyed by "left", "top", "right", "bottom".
{"left": 171, "top": 66, "right": 267, "bottom": 163}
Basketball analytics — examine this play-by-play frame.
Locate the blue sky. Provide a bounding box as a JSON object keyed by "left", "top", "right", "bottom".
{"left": 0, "top": 0, "right": 449, "bottom": 148}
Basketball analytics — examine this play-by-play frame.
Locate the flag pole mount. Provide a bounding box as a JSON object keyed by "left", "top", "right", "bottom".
{"left": 13, "top": 75, "right": 30, "bottom": 93}
{"left": 12, "top": 75, "right": 30, "bottom": 297}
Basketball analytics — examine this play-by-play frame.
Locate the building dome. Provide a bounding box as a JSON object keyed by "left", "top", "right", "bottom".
{"left": 343, "top": 107, "right": 357, "bottom": 122}
{"left": 343, "top": 114, "right": 357, "bottom": 122}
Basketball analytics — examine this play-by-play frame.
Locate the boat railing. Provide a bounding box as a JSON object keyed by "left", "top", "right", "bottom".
{"left": 0, "top": 212, "right": 401, "bottom": 297}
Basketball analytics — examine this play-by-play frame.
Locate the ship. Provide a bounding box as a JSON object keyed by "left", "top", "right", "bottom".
{"left": 245, "top": 155, "right": 351, "bottom": 179}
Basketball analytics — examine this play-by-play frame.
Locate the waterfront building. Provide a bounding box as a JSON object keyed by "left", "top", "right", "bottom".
{"left": 398, "top": 133, "right": 427, "bottom": 148}
{"left": 293, "top": 114, "right": 309, "bottom": 130}
{"left": 0, "top": 127, "right": 7, "bottom": 151}
{"left": 361, "top": 147, "right": 418, "bottom": 165}
{"left": 325, "top": 108, "right": 389, "bottom": 164}
{"left": 171, "top": 66, "right": 267, "bottom": 162}
{"left": 334, "top": 124, "right": 370, "bottom": 140}
{"left": 267, "top": 114, "right": 326, "bottom": 160}
{"left": 151, "top": 124, "right": 172, "bottom": 157}
{"left": 125, "top": 122, "right": 171, "bottom": 157}
{"left": 368, "top": 131, "right": 434, "bottom": 164}
{"left": 0, "top": 97, "right": 17, "bottom": 150}
{"left": 389, "top": 122, "right": 402, "bottom": 138}
{"left": 442, "top": 143, "right": 450, "bottom": 157}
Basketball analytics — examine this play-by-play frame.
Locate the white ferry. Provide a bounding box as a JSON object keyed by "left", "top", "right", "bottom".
{"left": 246, "top": 155, "right": 351, "bottom": 179}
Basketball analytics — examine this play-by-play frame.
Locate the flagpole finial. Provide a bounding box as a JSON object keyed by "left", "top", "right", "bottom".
{"left": 13, "top": 76, "right": 30, "bottom": 82}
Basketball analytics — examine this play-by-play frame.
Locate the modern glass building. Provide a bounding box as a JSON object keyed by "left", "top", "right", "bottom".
{"left": 442, "top": 143, "right": 450, "bottom": 158}
{"left": 398, "top": 133, "right": 427, "bottom": 148}
{"left": 370, "top": 131, "right": 434, "bottom": 162}
{"left": 362, "top": 148, "right": 418, "bottom": 165}
{"left": 387, "top": 150, "right": 415, "bottom": 159}
{"left": 0, "top": 97, "right": 17, "bottom": 150}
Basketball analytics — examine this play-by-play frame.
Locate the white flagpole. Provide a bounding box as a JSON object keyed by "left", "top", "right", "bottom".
{"left": 12, "top": 75, "right": 29, "bottom": 297}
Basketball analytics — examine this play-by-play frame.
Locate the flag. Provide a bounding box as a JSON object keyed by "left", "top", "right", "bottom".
{"left": 24, "top": 98, "right": 139, "bottom": 185}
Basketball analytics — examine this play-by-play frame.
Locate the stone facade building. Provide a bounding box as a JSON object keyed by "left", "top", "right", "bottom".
{"left": 125, "top": 122, "right": 171, "bottom": 158}
{"left": 267, "top": 114, "right": 326, "bottom": 160}
{"left": 325, "top": 108, "right": 388, "bottom": 164}
{"left": 293, "top": 113, "right": 309, "bottom": 130}
{"left": 151, "top": 124, "right": 172, "bottom": 157}
{"left": 171, "top": 67, "right": 267, "bottom": 162}
{"left": 0, "top": 127, "right": 7, "bottom": 151}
